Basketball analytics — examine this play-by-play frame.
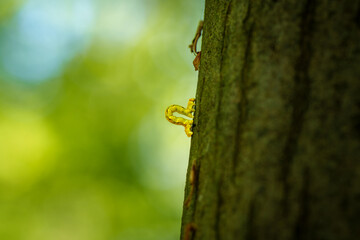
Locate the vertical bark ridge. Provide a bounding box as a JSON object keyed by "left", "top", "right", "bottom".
{"left": 237, "top": 23, "right": 255, "bottom": 239}
{"left": 281, "top": 0, "right": 315, "bottom": 215}
{"left": 232, "top": 7, "right": 254, "bottom": 179}
{"left": 214, "top": 2, "right": 232, "bottom": 240}
{"left": 215, "top": 1, "right": 255, "bottom": 239}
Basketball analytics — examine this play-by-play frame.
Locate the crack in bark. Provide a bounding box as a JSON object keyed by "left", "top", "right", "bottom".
{"left": 214, "top": 2, "right": 232, "bottom": 240}
{"left": 294, "top": 167, "right": 310, "bottom": 240}
{"left": 242, "top": 0, "right": 252, "bottom": 25}
{"left": 356, "top": 5, "right": 360, "bottom": 29}
{"left": 232, "top": 1, "right": 253, "bottom": 181}
{"left": 239, "top": 25, "right": 255, "bottom": 240}
{"left": 245, "top": 199, "right": 256, "bottom": 240}
{"left": 198, "top": 76, "right": 206, "bottom": 109}
{"left": 214, "top": 186, "right": 224, "bottom": 240}
{"left": 281, "top": 0, "right": 315, "bottom": 217}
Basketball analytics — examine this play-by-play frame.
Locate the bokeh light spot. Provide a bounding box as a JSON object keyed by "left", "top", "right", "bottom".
{"left": 0, "top": 110, "right": 58, "bottom": 186}
{"left": 0, "top": 0, "right": 95, "bottom": 83}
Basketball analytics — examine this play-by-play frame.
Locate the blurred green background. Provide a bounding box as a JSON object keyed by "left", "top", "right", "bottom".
{"left": 0, "top": 0, "right": 204, "bottom": 239}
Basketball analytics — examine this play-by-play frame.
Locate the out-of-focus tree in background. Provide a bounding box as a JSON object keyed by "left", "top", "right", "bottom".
{"left": 0, "top": 0, "right": 204, "bottom": 239}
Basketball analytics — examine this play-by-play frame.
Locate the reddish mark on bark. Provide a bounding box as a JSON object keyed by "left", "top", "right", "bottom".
{"left": 183, "top": 222, "right": 197, "bottom": 240}
{"left": 184, "top": 160, "right": 197, "bottom": 208}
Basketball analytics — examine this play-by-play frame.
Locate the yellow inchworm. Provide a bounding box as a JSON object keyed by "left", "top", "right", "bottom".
{"left": 165, "top": 98, "right": 195, "bottom": 137}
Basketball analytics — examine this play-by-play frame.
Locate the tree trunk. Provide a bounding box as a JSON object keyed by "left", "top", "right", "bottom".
{"left": 180, "top": 0, "right": 360, "bottom": 240}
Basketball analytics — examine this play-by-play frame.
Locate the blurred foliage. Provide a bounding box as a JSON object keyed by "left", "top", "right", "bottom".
{"left": 0, "top": 0, "right": 204, "bottom": 239}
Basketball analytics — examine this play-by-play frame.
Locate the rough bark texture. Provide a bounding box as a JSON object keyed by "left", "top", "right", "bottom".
{"left": 181, "top": 0, "right": 360, "bottom": 239}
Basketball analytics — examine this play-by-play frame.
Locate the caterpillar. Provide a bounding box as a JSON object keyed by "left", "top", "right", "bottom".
{"left": 165, "top": 98, "right": 195, "bottom": 137}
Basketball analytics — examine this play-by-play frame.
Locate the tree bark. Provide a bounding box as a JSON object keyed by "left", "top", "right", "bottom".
{"left": 181, "top": 0, "right": 360, "bottom": 240}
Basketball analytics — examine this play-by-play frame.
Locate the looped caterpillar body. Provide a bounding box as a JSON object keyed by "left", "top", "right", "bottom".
{"left": 165, "top": 98, "right": 195, "bottom": 137}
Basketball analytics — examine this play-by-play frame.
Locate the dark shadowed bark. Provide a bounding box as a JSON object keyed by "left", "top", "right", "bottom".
{"left": 180, "top": 0, "right": 360, "bottom": 239}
